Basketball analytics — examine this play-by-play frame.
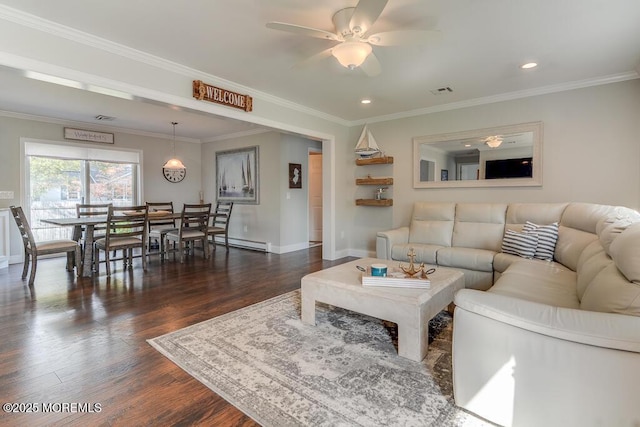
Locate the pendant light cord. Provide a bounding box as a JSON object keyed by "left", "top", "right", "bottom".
{"left": 172, "top": 121, "right": 178, "bottom": 157}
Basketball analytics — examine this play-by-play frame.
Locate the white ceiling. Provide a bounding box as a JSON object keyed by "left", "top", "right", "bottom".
{"left": 0, "top": 0, "right": 639, "bottom": 141}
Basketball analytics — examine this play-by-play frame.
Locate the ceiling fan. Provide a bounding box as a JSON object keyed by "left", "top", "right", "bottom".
{"left": 266, "top": 0, "right": 439, "bottom": 76}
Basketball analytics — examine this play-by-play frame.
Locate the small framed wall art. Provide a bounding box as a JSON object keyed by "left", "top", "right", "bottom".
{"left": 289, "top": 163, "right": 302, "bottom": 189}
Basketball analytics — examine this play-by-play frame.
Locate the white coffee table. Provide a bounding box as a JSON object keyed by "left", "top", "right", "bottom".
{"left": 301, "top": 258, "right": 464, "bottom": 362}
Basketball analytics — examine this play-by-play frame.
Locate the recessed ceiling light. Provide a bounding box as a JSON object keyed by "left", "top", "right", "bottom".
{"left": 521, "top": 62, "right": 538, "bottom": 69}
{"left": 361, "top": 99, "right": 372, "bottom": 104}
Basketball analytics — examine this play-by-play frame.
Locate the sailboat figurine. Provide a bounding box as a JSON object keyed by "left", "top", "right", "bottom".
{"left": 354, "top": 125, "right": 382, "bottom": 158}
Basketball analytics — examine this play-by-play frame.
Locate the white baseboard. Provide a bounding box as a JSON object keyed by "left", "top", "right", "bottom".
{"left": 214, "top": 236, "right": 268, "bottom": 252}
{"left": 347, "top": 249, "right": 376, "bottom": 259}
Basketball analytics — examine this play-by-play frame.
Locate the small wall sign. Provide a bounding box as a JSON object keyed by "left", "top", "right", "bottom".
{"left": 193, "top": 80, "right": 253, "bottom": 112}
{"left": 64, "top": 127, "right": 114, "bottom": 144}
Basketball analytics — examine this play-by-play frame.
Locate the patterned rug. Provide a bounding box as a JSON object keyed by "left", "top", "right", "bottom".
{"left": 148, "top": 290, "right": 491, "bottom": 426}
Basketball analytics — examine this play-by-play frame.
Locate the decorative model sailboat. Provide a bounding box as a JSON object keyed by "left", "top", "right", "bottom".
{"left": 354, "top": 125, "right": 382, "bottom": 158}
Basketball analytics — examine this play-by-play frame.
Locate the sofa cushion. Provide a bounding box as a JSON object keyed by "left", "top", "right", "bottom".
{"left": 505, "top": 203, "right": 567, "bottom": 227}
{"left": 501, "top": 229, "right": 538, "bottom": 259}
{"left": 391, "top": 243, "right": 440, "bottom": 264}
{"left": 597, "top": 216, "right": 638, "bottom": 256}
{"left": 452, "top": 203, "right": 507, "bottom": 251}
{"left": 492, "top": 252, "right": 523, "bottom": 273}
{"left": 489, "top": 260, "right": 579, "bottom": 309}
{"left": 609, "top": 222, "right": 640, "bottom": 284}
{"left": 523, "top": 221, "right": 559, "bottom": 261}
{"left": 437, "top": 247, "right": 495, "bottom": 272}
{"left": 555, "top": 226, "right": 598, "bottom": 272}
{"left": 560, "top": 202, "right": 620, "bottom": 234}
{"left": 580, "top": 263, "right": 640, "bottom": 316}
{"left": 576, "top": 240, "right": 612, "bottom": 301}
{"left": 408, "top": 202, "right": 455, "bottom": 247}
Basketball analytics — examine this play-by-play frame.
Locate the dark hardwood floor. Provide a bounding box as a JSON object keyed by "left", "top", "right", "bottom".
{"left": 0, "top": 246, "right": 354, "bottom": 426}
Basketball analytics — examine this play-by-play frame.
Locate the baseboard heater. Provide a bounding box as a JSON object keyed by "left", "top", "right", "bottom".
{"left": 212, "top": 236, "right": 268, "bottom": 252}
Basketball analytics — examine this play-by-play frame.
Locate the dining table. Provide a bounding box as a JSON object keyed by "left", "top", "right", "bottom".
{"left": 42, "top": 211, "right": 181, "bottom": 277}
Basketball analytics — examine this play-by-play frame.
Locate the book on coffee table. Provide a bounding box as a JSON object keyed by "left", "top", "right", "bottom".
{"left": 361, "top": 268, "right": 430, "bottom": 289}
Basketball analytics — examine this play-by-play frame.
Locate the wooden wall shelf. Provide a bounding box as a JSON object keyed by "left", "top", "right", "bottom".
{"left": 355, "top": 177, "right": 393, "bottom": 185}
{"left": 355, "top": 155, "right": 393, "bottom": 206}
{"left": 355, "top": 156, "right": 394, "bottom": 166}
{"left": 356, "top": 199, "right": 393, "bottom": 207}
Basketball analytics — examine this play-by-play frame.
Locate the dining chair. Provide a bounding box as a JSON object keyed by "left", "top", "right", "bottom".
{"left": 94, "top": 205, "right": 148, "bottom": 276}
{"left": 10, "top": 205, "right": 81, "bottom": 287}
{"left": 207, "top": 201, "right": 233, "bottom": 251}
{"left": 73, "top": 203, "right": 112, "bottom": 237}
{"left": 73, "top": 203, "right": 112, "bottom": 268}
{"left": 146, "top": 201, "right": 177, "bottom": 261}
{"left": 165, "top": 203, "right": 211, "bottom": 263}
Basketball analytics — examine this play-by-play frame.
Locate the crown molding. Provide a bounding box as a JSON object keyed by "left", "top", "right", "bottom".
{"left": 0, "top": 5, "right": 350, "bottom": 128}
{"left": 352, "top": 72, "right": 640, "bottom": 126}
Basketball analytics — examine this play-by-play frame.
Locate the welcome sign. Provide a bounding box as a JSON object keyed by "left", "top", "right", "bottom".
{"left": 192, "top": 80, "right": 253, "bottom": 112}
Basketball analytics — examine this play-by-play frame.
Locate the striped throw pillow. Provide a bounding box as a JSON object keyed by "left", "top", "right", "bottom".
{"left": 523, "top": 221, "right": 559, "bottom": 261}
{"left": 501, "top": 229, "right": 539, "bottom": 259}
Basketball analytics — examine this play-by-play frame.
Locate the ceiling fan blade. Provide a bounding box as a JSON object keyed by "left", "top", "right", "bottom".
{"left": 367, "top": 30, "right": 442, "bottom": 46}
{"left": 266, "top": 22, "right": 341, "bottom": 41}
{"left": 349, "top": 0, "right": 388, "bottom": 35}
{"left": 360, "top": 52, "right": 381, "bottom": 77}
{"left": 294, "top": 47, "right": 335, "bottom": 68}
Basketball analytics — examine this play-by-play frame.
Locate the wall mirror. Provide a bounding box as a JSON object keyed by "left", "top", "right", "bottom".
{"left": 413, "top": 121, "right": 543, "bottom": 188}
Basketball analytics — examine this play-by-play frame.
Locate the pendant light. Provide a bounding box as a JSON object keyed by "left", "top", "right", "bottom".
{"left": 163, "top": 121, "right": 186, "bottom": 169}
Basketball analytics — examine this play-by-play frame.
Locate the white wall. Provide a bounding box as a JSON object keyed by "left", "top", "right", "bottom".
{"left": 349, "top": 79, "right": 640, "bottom": 254}
{"left": 279, "top": 134, "right": 322, "bottom": 252}
{"left": 201, "top": 131, "right": 321, "bottom": 253}
{"left": 202, "top": 132, "right": 280, "bottom": 249}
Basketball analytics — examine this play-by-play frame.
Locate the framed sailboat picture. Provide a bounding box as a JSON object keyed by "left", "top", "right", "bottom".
{"left": 216, "top": 146, "right": 259, "bottom": 204}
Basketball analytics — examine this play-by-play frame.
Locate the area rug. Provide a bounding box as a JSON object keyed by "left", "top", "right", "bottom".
{"left": 148, "top": 290, "right": 491, "bottom": 426}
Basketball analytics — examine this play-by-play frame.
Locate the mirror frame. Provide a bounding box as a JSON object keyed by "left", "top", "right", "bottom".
{"left": 413, "top": 121, "right": 543, "bottom": 188}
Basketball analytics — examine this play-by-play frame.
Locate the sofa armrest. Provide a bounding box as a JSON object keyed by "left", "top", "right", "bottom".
{"left": 376, "top": 226, "right": 409, "bottom": 259}
{"left": 454, "top": 289, "right": 640, "bottom": 353}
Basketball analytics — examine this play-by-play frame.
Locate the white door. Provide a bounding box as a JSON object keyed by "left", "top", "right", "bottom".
{"left": 308, "top": 152, "right": 323, "bottom": 242}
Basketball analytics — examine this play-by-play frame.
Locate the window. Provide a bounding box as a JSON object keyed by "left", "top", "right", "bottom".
{"left": 23, "top": 140, "right": 142, "bottom": 241}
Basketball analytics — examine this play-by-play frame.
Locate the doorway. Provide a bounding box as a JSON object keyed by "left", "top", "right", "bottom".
{"left": 308, "top": 150, "right": 323, "bottom": 245}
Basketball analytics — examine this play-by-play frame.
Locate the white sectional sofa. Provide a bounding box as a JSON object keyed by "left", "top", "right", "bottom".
{"left": 376, "top": 202, "right": 640, "bottom": 426}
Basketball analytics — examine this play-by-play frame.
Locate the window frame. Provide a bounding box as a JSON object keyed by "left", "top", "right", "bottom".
{"left": 21, "top": 137, "right": 143, "bottom": 225}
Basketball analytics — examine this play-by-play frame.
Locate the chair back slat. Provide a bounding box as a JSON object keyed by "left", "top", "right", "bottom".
{"left": 76, "top": 203, "right": 111, "bottom": 217}
{"left": 76, "top": 203, "right": 112, "bottom": 235}
{"left": 105, "top": 205, "right": 148, "bottom": 244}
{"left": 179, "top": 203, "right": 211, "bottom": 236}
{"left": 211, "top": 202, "right": 233, "bottom": 229}
{"left": 146, "top": 202, "right": 176, "bottom": 229}
{"left": 10, "top": 206, "right": 36, "bottom": 250}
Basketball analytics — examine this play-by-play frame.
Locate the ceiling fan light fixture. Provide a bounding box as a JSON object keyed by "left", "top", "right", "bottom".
{"left": 332, "top": 41, "right": 372, "bottom": 69}
{"left": 485, "top": 135, "right": 503, "bottom": 148}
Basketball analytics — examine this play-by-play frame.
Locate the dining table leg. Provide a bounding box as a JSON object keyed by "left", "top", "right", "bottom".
{"left": 81, "top": 224, "right": 96, "bottom": 277}
{"left": 69, "top": 225, "right": 83, "bottom": 269}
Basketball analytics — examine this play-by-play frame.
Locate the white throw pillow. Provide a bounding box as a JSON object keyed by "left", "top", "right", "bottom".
{"left": 523, "top": 221, "right": 559, "bottom": 261}
{"left": 501, "top": 229, "right": 538, "bottom": 259}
